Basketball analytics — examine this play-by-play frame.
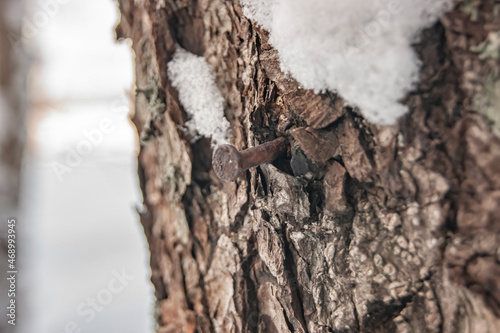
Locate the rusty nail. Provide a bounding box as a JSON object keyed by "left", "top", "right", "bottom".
{"left": 212, "top": 137, "right": 288, "bottom": 182}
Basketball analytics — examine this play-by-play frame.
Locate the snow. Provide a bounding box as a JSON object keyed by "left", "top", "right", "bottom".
{"left": 167, "top": 48, "right": 230, "bottom": 146}
{"left": 240, "top": 0, "right": 274, "bottom": 32}
{"left": 240, "top": 0, "right": 453, "bottom": 124}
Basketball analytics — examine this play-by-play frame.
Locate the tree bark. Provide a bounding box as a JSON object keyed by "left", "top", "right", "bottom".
{"left": 116, "top": 1, "right": 500, "bottom": 332}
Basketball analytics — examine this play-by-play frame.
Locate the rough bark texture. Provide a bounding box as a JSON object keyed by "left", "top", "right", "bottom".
{"left": 117, "top": 1, "right": 500, "bottom": 332}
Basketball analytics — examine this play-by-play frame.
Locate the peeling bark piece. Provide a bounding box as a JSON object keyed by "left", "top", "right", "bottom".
{"left": 324, "top": 161, "right": 350, "bottom": 216}
{"left": 338, "top": 119, "right": 374, "bottom": 183}
{"left": 291, "top": 120, "right": 373, "bottom": 183}
{"left": 259, "top": 36, "right": 344, "bottom": 129}
{"left": 285, "top": 90, "right": 345, "bottom": 129}
{"left": 290, "top": 127, "right": 339, "bottom": 165}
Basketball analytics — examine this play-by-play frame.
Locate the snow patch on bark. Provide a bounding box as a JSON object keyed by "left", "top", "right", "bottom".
{"left": 240, "top": 0, "right": 452, "bottom": 124}
{"left": 240, "top": 0, "right": 275, "bottom": 32}
{"left": 167, "top": 48, "right": 230, "bottom": 146}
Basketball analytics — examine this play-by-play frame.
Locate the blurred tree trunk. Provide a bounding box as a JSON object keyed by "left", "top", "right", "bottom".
{"left": 0, "top": 1, "right": 25, "bottom": 333}
{"left": 117, "top": 1, "right": 500, "bottom": 332}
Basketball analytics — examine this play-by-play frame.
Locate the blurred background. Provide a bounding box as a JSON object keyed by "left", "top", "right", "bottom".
{"left": 0, "top": 0, "right": 154, "bottom": 332}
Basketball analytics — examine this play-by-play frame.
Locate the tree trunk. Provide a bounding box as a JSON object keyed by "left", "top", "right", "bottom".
{"left": 116, "top": 1, "right": 500, "bottom": 332}
{"left": 0, "top": 1, "right": 25, "bottom": 332}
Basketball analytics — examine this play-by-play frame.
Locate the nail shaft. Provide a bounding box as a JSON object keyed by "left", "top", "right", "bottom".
{"left": 212, "top": 137, "right": 288, "bottom": 182}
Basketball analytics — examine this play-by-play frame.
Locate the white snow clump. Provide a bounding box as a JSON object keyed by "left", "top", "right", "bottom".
{"left": 167, "top": 48, "right": 230, "bottom": 146}
{"left": 240, "top": 0, "right": 453, "bottom": 124}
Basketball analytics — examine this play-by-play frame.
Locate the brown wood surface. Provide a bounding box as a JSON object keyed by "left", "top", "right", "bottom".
{"left": 116, "top": 1, "right": 500, "bottom": 332}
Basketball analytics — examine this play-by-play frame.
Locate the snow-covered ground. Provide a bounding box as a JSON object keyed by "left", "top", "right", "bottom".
{"left": 18, "top": 0, "right": 154, "bottom": 332}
